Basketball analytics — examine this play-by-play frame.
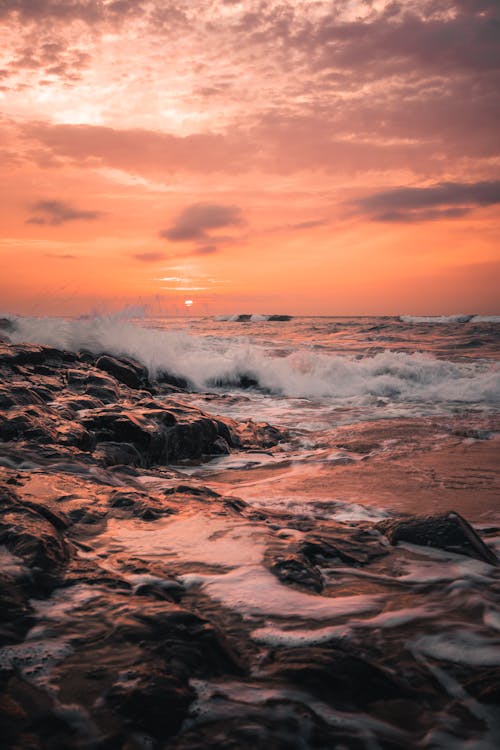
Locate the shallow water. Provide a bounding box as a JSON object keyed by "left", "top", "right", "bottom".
{"left": 2, "top": 312, "right": 500, "bottom": 747}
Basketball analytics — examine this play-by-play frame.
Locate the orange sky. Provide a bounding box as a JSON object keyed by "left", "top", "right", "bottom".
{"left": 1, "top": 0, "right": 499, "bottom": 316}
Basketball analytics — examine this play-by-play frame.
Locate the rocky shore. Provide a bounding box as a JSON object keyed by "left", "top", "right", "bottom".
{"left": 1, "top": 342, "right": 499, "bottom": 749}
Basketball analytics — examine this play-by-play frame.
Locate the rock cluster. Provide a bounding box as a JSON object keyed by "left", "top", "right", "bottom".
{"left": 1, "top": 342, "right": 499, "bottom": 749}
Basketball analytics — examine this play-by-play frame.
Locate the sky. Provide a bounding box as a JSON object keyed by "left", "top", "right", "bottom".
{"left": 1, "top": 0, "right": 499, "bottom": 316}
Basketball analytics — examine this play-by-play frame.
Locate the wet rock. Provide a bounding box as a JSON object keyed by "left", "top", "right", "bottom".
{"left": 0, "top": 675, "right": 76, "bottom": 750}
{"left": 0, "top": 406, "right": 56, "bottom": 443}
{"left": 207, "top": 372, "right": 261, "bottom": 390}
{"left": 379, "top": 511, "right": 498, "bottom": 565}
{"left": 157, "top": 369, "right": 190, "bottom": 390}
{"left": 299, "top": 527, "right": 387, "bottom": 566}
{"left": 260, "top": 645, "right": 410, "bottom": 709}
{"left": 0, "top": 384, "right": 44, "bottom": 408}
{"left": 233, "top": 420, "right": 286, "bottom": 449}
{"left": 0, "top": 343, "right": 77, "bottom": 368}
{"left": 463, "top": 667, "right": 500, "bottom": 705}
{"left": 0, "top": 501, "right": 70, "bottom": 588}
{"left": 93, "top": 441, "right": 144, "bottom": 468}
{"left": 95, "top": 354, "right": 149, "bottom": 390}
{"left": 107, "top": 489, "right": 171, "bottom": 519}
{"left": 170, "top": 700, "right": 367, "bottom": 750}
{"left": 114, "top": 600, "right": 242, "bottom": 678}
{"left": 0, "top": 317, "right": 15, "bottom": 333}
{"left": 0, "top": 572, "right": 35, "bottom": 646}
{"left": 269, "top": 554, "right": 324, "bottom": 593}
{"left": 106, "top": 668, "right": 194, "bottom": 740}
{"left": 66, "top": 368, "right": 120, "bottom": 403}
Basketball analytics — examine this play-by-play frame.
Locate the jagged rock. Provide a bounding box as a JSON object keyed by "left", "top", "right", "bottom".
{"left": 157, "top": 369, "right": 190, "bottom": 389}
{"left": 0, "top": 571, "right": 35, "bottom": 646}
{"left": 169, "top": 701, "right": 368, "bottom": 750}
{"left": 93, "top": 440, "right": 144, "bottom": 468}
{"left": 106, "top": 668, "right": 194, "bottom": 739}
{"left": 66, "top": 368, "right": 120, "bottom": 403}
{"left": 0, "top": 384, "right": 44, "bottom": 408}
{"left": 299, "top": 527, "right": 388, "bottom": 566}
{"left": 0, "top": 506, "right": 69, "bottom": 590}
{"left": 463, "top": 667, "right": 500, "bottom": 705}
{"left": 269, "top": 554, "right": 324, "bottom": 592}
{"left": 95, "top": 354, "right": 149, "bottom": 390}
{"left": 260, "top": 645, "right": 410, "bottom": 708}
{"left": 379, "top": 511, "right": 498, "bottom": 565}
{"left": 208, "top": 372, "right": 261, "bottom": 389}
{"left": 0, "top": 317, "right": 15, "bottom": 332}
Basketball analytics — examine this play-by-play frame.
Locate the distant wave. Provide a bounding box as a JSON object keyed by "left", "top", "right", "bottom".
{"left": 4, "top": 314, "right": 499, "bottom": 406}
{"left": 214, "top": 314, "right": 292, "bottom": 322}
{"left": 400, "top": 315, "right": 474, "bottom": 324}
{"left": 400, "top": 314, "right": 500, "bottom": 324}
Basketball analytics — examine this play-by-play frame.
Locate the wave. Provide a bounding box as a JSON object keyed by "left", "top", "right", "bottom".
{"left": 471, "top": 316, "right": 500, "bottom": 323}
{"left": 400, "top": 314, "right": 474, "bottom": 324}
{"left": 3, "top": 314, "right": 500, "bottom": 405}
{"left": 214, "top": 314, "right": 292, "bottom": 322}
{"left": 401, "top": 314, "right": 500, "bottom": 325}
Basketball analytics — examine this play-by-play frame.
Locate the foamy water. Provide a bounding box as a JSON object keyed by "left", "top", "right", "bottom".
{"left": 4, "top": 313, "right": 500, "bottom": 416}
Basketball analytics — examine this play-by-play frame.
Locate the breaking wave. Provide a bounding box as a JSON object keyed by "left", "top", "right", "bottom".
{"left": 400, "top": 314, "right": 500, "bottom": 324}
{"left": 4, "top": 314, "right": 500, "bottom": 406}
{"left": 214, "top": 314, "right": 292, "bottom": 322}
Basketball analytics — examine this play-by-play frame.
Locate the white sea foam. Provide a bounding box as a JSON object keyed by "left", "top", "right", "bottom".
{"left": 181, "top": 565, "right": 381, "bottom": 620}
{"left": 472, "top": 315, "right": 500, "bottom": 323}
{"left": 401, "top": 314, "right": 500, "bottom": 324}
{"left": 0, "top": 639, "right": 73, "bottom": 686}
{"left": 5, "top": 314, "right": 500, "bottom": 407}
{"left": 400, "top": 314, "right": 474, "bottom": 324}
{"left": 412, "top": 631, "right": 500, "bottom": 666}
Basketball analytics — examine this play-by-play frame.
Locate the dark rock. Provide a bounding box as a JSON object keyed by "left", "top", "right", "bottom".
{"left": 233, "top": 420, "right": 286, "bottom": 449}
{"left": 0, "top": 504, "right": 70, "bottom": 587}
{"left": 0, "top": 572, "right": 35, "bottom": 646}
{"left": 299, "top": 527, "right": 387, "bottom": 566}
{"left": 93, "top": 441, "right": 144, "bottom": 468}
{"left": 95, "top": 354, "right": 149, "bottom": 390}
{"left": 260, "top": 645, "right": 410, "bottom": 708}
{"left": 379, "top": 511, "right": 498, "bottom": 565}
{"left": 169, "top": 701, "right": 367, "bottom": 750}
{"left": 162, "top": 483, "right": 220, "bottom": 498}
{"left": 0, "top": 317, "right": 15, "bottom": 332}
{"left": 0, "top": 343, "right": 77, "bottom": 368}
{"left": 463, "top": 667, "right": 500, "bottom": 705}
{"left": 106, "top": 669, "right": 194, "bottom": 740}
{"left": 66, "top": 368, "right": 120, "bottom": 403}
{"left": 157, "top": 369, "right": 190, "bottom": 389}
{"left": 0, "top": 384, "right": 44, "bottom": 408}
{"left": 268, "top": 315, "right": 292, "bottom": 321}
{"left": 113, "top": 600, "right": 243, "bottom": 678}
{"left": 269, "top": 554, "right": 324, "bottom": 592}
{"left": 212, "top": 436, "right": 231, "bottom": 454}
{"left": 208, "top": 372, "right": 261, "bottom": 390}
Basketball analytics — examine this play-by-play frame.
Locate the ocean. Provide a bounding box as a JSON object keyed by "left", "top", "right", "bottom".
{"left": 1, "top": 312, "right": 500, "bottom": 748}
{"left": 7, "top": 312, "right": 500, "bottom": 521}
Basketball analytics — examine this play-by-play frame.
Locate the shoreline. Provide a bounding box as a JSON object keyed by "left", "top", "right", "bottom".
{"left": 1, "top": 341, "right": 500, "bottom": 749}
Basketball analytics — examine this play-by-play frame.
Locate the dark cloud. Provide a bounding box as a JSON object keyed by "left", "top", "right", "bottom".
{"left": 0, "top": 0, "right": 146, "bottom": 23}
{"left": 160, "top": 203, "right": 242, "bottom": 242}
{"left": 192, "top": 244, "right": 217, "bottom": 255}
{"left": 353, "top": 180, "right": 500, "bottom": 222}
{"left": 133, "top": 252, "right": 167, "bottom": 262}
{"left": 23, "top": 122, "right": 250, "bottom": 175}
{"left": 27, "top": 199, "right": 102, "bottom": 225}
{"left": 288, "top": 219, "right": 327, "bottom": 230}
